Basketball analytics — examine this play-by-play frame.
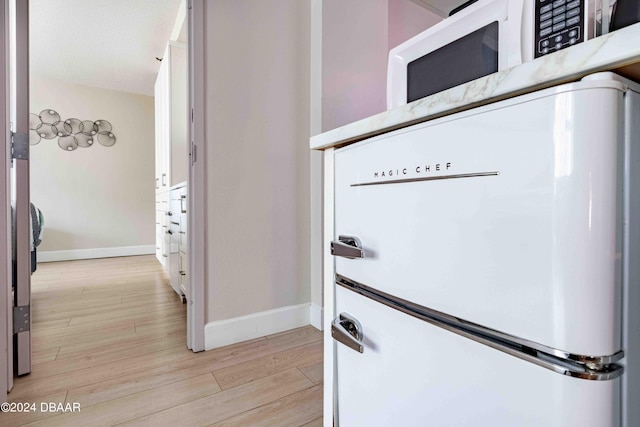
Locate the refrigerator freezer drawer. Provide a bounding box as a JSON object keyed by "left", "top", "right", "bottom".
{"left": 334, "top": 80, "right": 625, "bottom": 358}
{"left": 335, "top": 286, "right": 621, "bottom": 427}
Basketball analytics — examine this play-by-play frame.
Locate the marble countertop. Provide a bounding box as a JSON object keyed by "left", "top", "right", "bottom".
{"left": 310, "top": 22, "right": 640, "bottom": 150}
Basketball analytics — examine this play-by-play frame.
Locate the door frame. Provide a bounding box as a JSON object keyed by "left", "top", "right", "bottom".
{"left": 11, "top": 0, "right": 30, "bottom": 377}
{"left": 187, "top": 0, "right": 205, "bottom": 352}
{"left": 1, "top": 0, "right": 10, "bottom": 402}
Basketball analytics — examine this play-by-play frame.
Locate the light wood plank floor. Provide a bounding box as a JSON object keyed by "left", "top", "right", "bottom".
{"left": 4, "top": 255, "right": 323, "bottom": 426}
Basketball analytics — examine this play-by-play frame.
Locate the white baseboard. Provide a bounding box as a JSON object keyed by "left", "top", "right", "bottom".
{"left": 310, "top": 303, "right": 323, "bottom": 331}
{"left": 38, "top": 245, "right": 156, "bottom": 263}
{"left": 204, "top": 303, "right": 311, "bottom": 350}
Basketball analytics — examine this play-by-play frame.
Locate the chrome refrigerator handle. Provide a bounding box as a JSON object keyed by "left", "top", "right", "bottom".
{"left": 332, "top": 313, "right": 364, "bottom": 353}
{"left": 331, "top": 235, "right": 364, "bottom": 259}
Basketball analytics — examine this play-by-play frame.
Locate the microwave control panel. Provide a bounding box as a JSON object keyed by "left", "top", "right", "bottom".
{"left": 535, "top": 0, "right": 584, "bottom": 58}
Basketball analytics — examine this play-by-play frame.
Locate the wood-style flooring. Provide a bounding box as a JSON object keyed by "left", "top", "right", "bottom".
{"left": 4, "top": 255, "right": 323, "bottom": 426}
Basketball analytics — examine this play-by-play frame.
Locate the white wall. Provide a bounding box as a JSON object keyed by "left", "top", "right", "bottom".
{"left": 30, "top": 76, "right": 155, "bottom": 257}
{"left": 309, "top": 0, "right": 323, "bottom": 328}
{"left": 388, "top": 0, "right": 442, "bottom": 50}
{"left": 202, "top": 0, "right": 311, "bottom": 342}
{"left": 322, "top": 0, "right": 388, "bottom": 131}
{"left": 321, "top": 0, "right": 441, "bottom": 132}
{"left": 197, "top": 0, "right": 436, "bottom": 347}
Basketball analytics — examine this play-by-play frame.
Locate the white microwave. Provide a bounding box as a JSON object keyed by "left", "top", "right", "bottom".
{"left": 387, "top": 0, "right": 609, "bottom": 109}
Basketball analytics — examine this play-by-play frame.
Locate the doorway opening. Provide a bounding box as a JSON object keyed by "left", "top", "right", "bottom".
{"left": 20, "top": 0, "right": 198, "bottom": 389}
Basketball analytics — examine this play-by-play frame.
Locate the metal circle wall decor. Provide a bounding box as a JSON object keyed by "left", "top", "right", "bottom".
{"left": 97, "top": 131, "right": 116, "bottom": 147}
{"left": 29, "top": 129, "right": 41, "bottom": 145}
{"left": 75, "top": 133, "right": 94, "bottom": 147}
{"left": 54, "top": 121, "right": 72, "bottom": 137}
{"left": 65, "top": 118, "right": 83, "bottom": 134}
{"left": 29, "top": 113, "right": 42, "bottom": 131}
{"left": 95, "top": 120, "right": 112, "bottom": 133}
{"left": 40, "top": 109, "right": 60, "bottom": 124}
{"left": 58, "top": 135, "right": 78, "bottom": 151}
{"left": 36, "top": 123, "right": 57, "bottom": 139}
{"left": 28, "top": 109, "right": 117, "bottom": 152}
{"left": 81, "top": 120, "right": 98, "bottom": 136}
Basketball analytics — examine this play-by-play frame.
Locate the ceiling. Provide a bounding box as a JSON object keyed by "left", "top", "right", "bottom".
{"left": 30, "top": 0, "right": 183, "bottom": 96}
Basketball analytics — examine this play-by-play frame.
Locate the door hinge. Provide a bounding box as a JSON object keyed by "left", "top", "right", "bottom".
{"left": 13, "top": 305, "right": 30, "bottom": 334}
{"left": 11, "top": 132, "right": 29, "bottom": 160}
{"left": 190, "top": 141, "right": 196, "bottom": 165}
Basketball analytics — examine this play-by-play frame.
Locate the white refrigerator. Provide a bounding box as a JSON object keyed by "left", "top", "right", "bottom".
{"left": 331, "top": 72, "right": 639, "bottom": 426}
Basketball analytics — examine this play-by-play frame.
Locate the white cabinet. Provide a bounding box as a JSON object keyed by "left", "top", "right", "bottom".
{"left": 155, "top": 41, "right": 188, "bottom": 287}
{"left": 169, "top": 184, "right": 188, "bottom": 297}
{"left": 155, "top": 190, "right": 170, "bottom": 267}
{"left": 155, "top": 183, "right": 187, "bottom": 299}
{"left": 167, "top": 183, "right": 187, "bottom": 299}
{"left": 153, "top": 183, "right": 188, "bottom": 300}
{"left": 170, "top": 45, "right": 188, "bottom": 186}
{"left": 177, "top": 185, "right": 188, "bottom": 297}
{"left": 155, "top": 48, "right": 170, "bottom": 191}
{"left": 155, "top": 41, "right": 187, "bottom": 191}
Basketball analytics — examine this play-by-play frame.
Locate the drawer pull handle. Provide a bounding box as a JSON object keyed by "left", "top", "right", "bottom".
{"left": 331, "top": 235, "right": 364, "bottom": 259}
{"left": 331, "top": 313, "right": 363, "bottom": 353}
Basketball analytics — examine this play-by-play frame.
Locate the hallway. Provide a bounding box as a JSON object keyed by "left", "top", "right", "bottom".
{"left": 4, "top": 256, "right": 322, "bottom": 426}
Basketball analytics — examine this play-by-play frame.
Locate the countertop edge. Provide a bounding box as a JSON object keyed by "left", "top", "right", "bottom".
{"left": 310, "top": 22, "right": 640, "bottom": 151}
